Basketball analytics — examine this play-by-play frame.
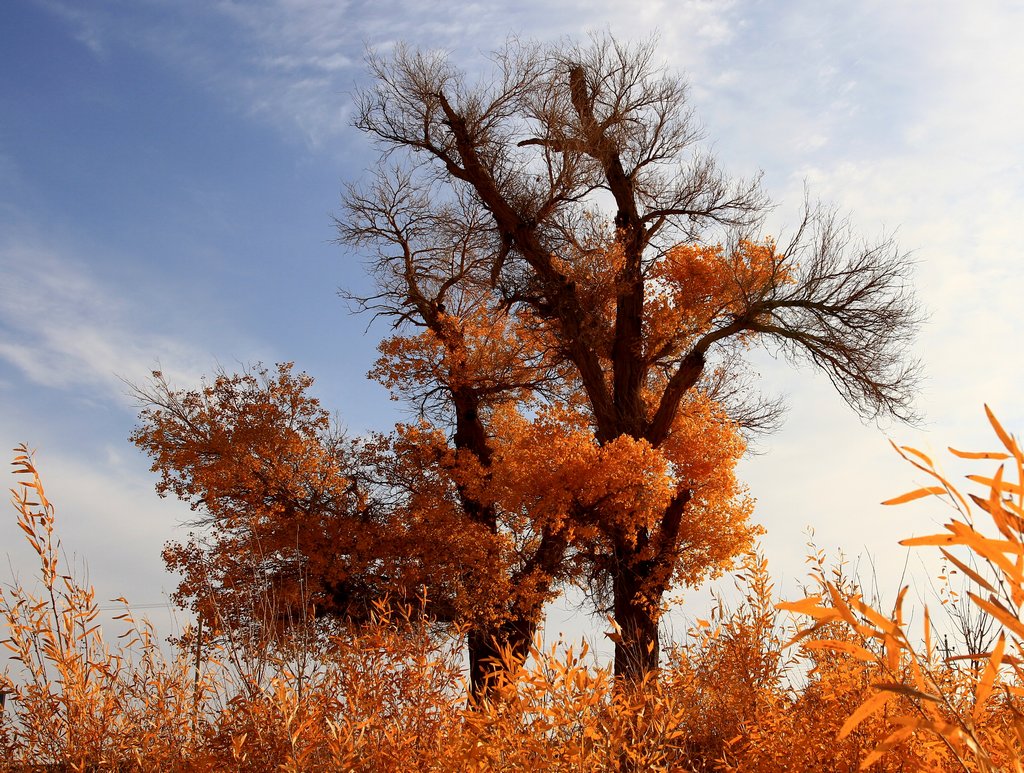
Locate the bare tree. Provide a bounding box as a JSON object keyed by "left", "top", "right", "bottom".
{"left": 342, "top": 33, "right": 921, "bottom": 683}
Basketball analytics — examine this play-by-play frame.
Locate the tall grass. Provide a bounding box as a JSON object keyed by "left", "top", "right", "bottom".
{"left": 779, "top": 406, "right": 1024, "bottom": 771}
{"left": 3, "top": 412, "right": 1024, "bottom": 770}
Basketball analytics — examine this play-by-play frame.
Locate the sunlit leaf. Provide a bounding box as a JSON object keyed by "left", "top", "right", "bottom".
{"left": 802, "top": 639, "right": 876, "bottom": 662}
{"left": 872, "top": 682, "right": 940, "bottom": 703}
{"left": 948, "top": 447, "right": 1010, "bottom": 460}
{"left": 859, "top": 717, "right": 922, "bottom": 770}
{"left": 974, "top": 633, "right": 1006, "bottom": 722}
{"left": 881, "top": 486, "right": 947, "bottom": 506}
{"left": 939, "top": 548, "right": 996, "bottom": 592}
{"left": 986, "top": 404, "right": 1020, "bottom": 458}
{"left": 839, "top": 689, "right": 892, "bottom": 740}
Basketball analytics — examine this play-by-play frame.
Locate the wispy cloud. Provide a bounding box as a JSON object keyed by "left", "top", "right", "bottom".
{"left": 768, "top": 5, "right": 1024, "bottom": 426}
{"left": 213, "top": 0, "right": 741, "bottom": 141}
{"left": 33, "top": 0, "right": 108, "bottom": 56}
{"left": 0, "top": 237, "right": 244, "bottom": 403}
{"left": 32, "top": 0, "right": 741, "bottom": 149}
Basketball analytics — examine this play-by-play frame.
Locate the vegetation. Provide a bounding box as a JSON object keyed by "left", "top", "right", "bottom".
{"left": 341, "top": 33, "right": 920, "bottom": 681}
{"left": 130, "top": 352, "right": 755, "bottom": 698}
{"left": 4, "top": 406, "right": 1024, "bottom": 770}
{"left": 118, "top": 35, "right": 922, "bottom": 708}
{"left": 5, "top": 30, "right": 987, "bottom": 773}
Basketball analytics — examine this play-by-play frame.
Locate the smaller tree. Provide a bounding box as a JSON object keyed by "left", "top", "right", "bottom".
{"left": 131, "top": 356, "right": 579, "bottom": 696}
{"left": 130, "top": 364, "right": 390, "bottom": 637}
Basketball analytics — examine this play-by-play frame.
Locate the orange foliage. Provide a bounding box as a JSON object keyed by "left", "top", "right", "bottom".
{"left": 0, "top": 446, "right": 755, "bottom": 770}
{"left": 366, "top": 420, "right": 525, "bottom": 631}
{"left": 646, "top": 239, "right": 791, "bottom": 359}
{"left": 776, "top": 406, "right": 1024, "bottom": 771}
{"left": 337, "top": 193, "right": 792, "bottom": 683}
{"left": 9, "top": 430, "right": 1024, "bottom": 771}
{"left": 370, "top": 299, "right": 550, "bottom": 401}
{"left": 658, "top": 392, "right": 757, "bottom": 589}
{"left": 130, "top": 364, "right": 391, "bottom": 633}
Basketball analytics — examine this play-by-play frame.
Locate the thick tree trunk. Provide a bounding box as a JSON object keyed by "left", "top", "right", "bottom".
{"left": 610, "top": 491, "right": 689, "bottom": 683}
{"left": 612, "top": 562, "right": 660, "bottom": 773}
{"left": 467, "top": 616, "right": 535, "bottom": 698}
{"left": 612, "top": 562, "right": 660, "bottom": 683}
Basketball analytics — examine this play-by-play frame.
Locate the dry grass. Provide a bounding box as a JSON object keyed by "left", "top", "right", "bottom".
{"left": 4, "top": 415, "right": 1024, "bottom": 771}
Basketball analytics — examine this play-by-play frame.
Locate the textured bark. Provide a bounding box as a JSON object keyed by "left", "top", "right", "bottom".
{"left": 612, "top": 560, "right": 660, "bottom": 683}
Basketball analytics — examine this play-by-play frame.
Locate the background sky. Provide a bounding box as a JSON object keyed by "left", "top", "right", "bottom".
{"left": 2, "top": 0, "right": 1023, "bottom": 660}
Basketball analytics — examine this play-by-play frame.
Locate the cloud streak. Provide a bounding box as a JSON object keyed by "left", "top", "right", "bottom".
{"left": 32, "top": 0, "right": 740, "bottom": 149}
{"left": 0, "top": 237, "right": 243, "bottom": 403}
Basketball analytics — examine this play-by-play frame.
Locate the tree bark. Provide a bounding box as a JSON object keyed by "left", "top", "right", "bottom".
{"left": 467, "top": 616, "right": 535, "bottom": 698}
{"left": 612, "top": 552, "right": 660, "bottom": 683}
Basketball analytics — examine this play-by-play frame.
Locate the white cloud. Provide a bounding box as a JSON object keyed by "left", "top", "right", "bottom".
{"left": 765, "top": 6, "right": 1024, "bottom": 429}
{"left": 0, "top": 238, "right": 239, "bottom": 402}
{"left": 204, "top": 0, "right": 741, "bottom": 146}
{"left": 33, "top": 0, "right": 742, "bottom": 149}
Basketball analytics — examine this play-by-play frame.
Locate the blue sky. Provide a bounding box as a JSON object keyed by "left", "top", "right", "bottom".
{"left": 2, "top": 0, "right": 1023, "bottom": 655}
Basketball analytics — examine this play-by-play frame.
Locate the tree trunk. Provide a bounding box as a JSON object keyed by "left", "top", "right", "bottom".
{"left": 612, "top": 562, "right": 660, "bottom": 683}
{"left": 613, "top": 564, "right": 660, "bottom": 773}
{"left": 467, "top": 616, "right": 535, "bottom": 699}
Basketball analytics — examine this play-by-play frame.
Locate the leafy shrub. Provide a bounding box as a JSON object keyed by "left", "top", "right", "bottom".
{"left": 5, "top": 411, "right": 1024, "bottom": 771}
{"left": 780, "top": 406, "right": 1024, "bottom": 771}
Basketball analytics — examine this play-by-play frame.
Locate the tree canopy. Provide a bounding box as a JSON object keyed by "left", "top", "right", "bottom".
{"left": 131, "top": 33, "right": 919, "bottom": 690}
{"left": 341, "top": 32, "right": 920, "bottom": 680}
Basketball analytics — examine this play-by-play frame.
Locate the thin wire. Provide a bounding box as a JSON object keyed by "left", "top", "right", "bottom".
{"left": 96, "top": 602, "right": 176, "bottom": 611}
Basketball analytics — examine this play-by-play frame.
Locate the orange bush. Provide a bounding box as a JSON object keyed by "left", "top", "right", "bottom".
{"left": 779, "top": 406, "right": 1024, "bottom": 771}
{"left": 7, "top": 412, "right": 1024, "bottom": 771}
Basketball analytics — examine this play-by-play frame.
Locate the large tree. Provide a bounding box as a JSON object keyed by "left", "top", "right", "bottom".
{"left": 340, "top": 168, "right": 756, "bottom": 691}
{"left": 344, "top": 34, "right": 920, "bottom": 682}
{"left": 132, "top": 228, "right": 757, "bottom": 698}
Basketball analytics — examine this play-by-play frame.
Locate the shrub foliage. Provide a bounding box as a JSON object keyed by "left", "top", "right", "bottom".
{"left": 4, "top": 407, "right": 1024, "bottom": 770}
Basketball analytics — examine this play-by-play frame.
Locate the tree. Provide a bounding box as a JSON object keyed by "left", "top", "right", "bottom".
{"left": 344, "top": 33, "right": 920, "bottom": 682}
{"left": 130, "top": 364, "right": 389, "bottom": 637}
{"left": 340, "top": 160, "right": 758, "bottom": 692}
{"left": 364, "top": 289, "right": 577, "bottom": 691}
{"left": 131, "top": 193, "right": 760, "bottom": 701}
{"left": 130, "top": 362, "right": 573, "bottom": 694}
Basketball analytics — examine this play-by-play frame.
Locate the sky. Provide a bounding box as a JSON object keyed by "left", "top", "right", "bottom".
{"left": 2, "top": 0, "right": 1023, "bottom": 661}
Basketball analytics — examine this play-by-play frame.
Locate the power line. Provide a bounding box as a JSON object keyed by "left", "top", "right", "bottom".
{"left": 95, "top": 602, "right": 177, "bottom": 611}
